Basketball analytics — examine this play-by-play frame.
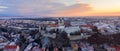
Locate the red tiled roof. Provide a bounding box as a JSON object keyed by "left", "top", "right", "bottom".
{"left": 48, "top": 24, "right": 58, "bottom": 27}
{"left": 111, "top": 46, "right": 120, "bottom": 51}
{"left": 4, "top": 45, "right": 17, "bottom": 49}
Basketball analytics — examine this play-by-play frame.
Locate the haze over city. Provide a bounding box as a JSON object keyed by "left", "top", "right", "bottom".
{"left": 0, "top": 0, "right": 120, "bottom": 51}
{"left": 0, "top": 0, "right": 120, "bottom": 17}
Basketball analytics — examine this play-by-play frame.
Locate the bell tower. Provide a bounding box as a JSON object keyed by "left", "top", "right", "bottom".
{"left": 58, "top": 18, "right": 64, "bottom": 26}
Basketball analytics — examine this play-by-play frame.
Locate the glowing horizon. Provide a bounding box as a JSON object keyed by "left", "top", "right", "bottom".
{"left": 0, "top": 0, "right": 120, "bottom": 17}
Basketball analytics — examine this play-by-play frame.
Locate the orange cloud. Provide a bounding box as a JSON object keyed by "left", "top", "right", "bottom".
{"left": 49, "top": 4, "right": 93, "bottom": 16}
{"left": 48, "top": 3, "right": 120, "bottom": 17}
{"left": 16, "top": 0, "right": 120, "bottom": 17}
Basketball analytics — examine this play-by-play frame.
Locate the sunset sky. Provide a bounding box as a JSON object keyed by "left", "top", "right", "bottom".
{"left": 0, "top": 0, "right": 120, "bottom": 17}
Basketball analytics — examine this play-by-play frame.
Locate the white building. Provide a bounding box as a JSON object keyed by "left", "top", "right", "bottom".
{"left": 94, "top": 22, "right": 117, "bottom": 35}
{"left": 64, "top": 26, "right": 80, "bottom": 37}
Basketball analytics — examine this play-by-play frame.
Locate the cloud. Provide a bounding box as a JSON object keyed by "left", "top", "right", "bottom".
{"left": 0, "top": 0, "right": 120, "bottom": 17}
{"left": 0, "top": 6, "right": 8, "bottom": 8}
{"left": 0, "top": 9, "right": 3, "bottom": 12}
{"left": 50, "top": 4, "right": 92, "bottom": 16}
{"left": 16, "top": 0, "right": 92, "bottom": 16}
{"left": 0, "top": 6, "right": 8, "bottom": 12}
{"left": 0, "top": 0, "right": 93, "bottom": 17}
{"left": 17, "top": 0, "right": 66, "bottom": 16}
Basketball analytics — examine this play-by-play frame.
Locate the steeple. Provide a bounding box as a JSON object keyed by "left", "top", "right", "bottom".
{"left": 58, "top": 18, "right": 64, "bottom": 26}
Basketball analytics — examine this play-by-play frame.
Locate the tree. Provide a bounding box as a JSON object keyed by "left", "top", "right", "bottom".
{"left": 56, "top": 31, "right": 71, "bottom": 47}
{"left": 87, "top": 34, "right": 109, "bottom": 45}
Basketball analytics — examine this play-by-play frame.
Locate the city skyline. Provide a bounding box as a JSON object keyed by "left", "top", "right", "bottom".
{"left": 0, "top": 0, "right": 120, "bottom": 17}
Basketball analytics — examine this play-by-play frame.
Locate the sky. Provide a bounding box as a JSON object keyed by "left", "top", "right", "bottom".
{"left": 0, "top": 0, "right": 120, "bottom": 17}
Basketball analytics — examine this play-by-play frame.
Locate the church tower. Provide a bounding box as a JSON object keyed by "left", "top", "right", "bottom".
{"left": 58, "top": 18, "right": 64, "bottom": 26}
